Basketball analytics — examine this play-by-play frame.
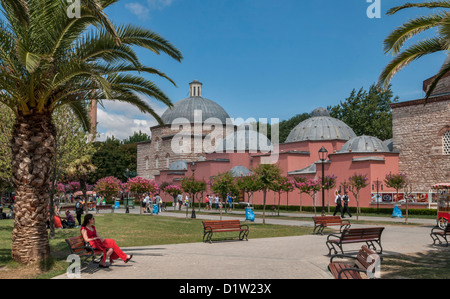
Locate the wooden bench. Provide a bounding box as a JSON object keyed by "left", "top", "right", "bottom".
{"left": 430, "top": 224, "right": 449, "bottom": 247}
{"left": 65, "top": 235, "right": 103, "bottom": 265}
{"left": 96, "top": 204, "right": 114, "bottom": 213}
{"left": 328, "top": 245, "right": 380, "bottom": 279}
{"left": 326, "top": 227, "right": 384, "bottom": 256}
{"left": 312, "top": 216, "right": 350, "bottom": 235}
{"left": 202, "top": 220, "right": 249, "bottom": 243}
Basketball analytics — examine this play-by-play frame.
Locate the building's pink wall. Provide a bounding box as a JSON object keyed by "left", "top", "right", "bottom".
{"left": 154, "top": 141, "right": 402, "bottom": 209}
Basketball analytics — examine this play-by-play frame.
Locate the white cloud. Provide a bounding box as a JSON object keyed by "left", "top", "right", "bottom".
{"left": 125, "top": 2, "right": 150, "bottom": 20}
{"left": 126, "top": 0, "right": 174, "bottom": 19}
{"left": 96, "top": 99, "right": 168, "bottom": 141}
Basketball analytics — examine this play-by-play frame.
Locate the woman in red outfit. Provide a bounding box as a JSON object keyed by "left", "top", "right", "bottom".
{"left": 80, "top": 214, "right": 132, "bottom": 268}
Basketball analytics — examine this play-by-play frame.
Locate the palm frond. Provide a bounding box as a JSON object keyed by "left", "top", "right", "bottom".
{"left": 384, "top": 13, "right": 447, "bottom": 54}
{"left": 95, "top": 63, "right": 177, "bottom": 86}
{"left": 117, "top": 24, "right": 183, "bottom": 62}
{"left": 66, "top": 100, "right": 92, "bottom": 132}
{"left": 387, "top": 1, "right": 450, "bottom": 15}
{"left": 378, "top": 37, "right": 447, "bottom": 89}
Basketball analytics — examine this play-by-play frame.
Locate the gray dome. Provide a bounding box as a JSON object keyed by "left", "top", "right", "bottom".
{"left": 383, "top": 139, "right": 394, "bottom": 152}
{"left": 161, "top": 97, "right": 230, "bottom": 126}
{"left": 339, "top": 135, "right": 390, "bottom": 153}
{"left": 216, "top": 129, "right": 272, "bottom": 153}
{"left": 168, "top": 160, "right": 188, "bottom": 171}
{"left": 285, "top": 108, "right": 356, "bottom": 142}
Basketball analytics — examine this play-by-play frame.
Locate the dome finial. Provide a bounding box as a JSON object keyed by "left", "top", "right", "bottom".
{"left": 311, "top": 107, "right": 330, "bottom": 117}
{"left": 189, "top": 80, "right": 203, "bottom": 97}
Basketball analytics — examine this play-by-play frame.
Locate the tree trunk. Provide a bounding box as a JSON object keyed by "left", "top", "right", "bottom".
{"left": 262, "top": 189, "right": 267, "bottom": 224}
{"left": 10, "top": 112, "right": 56, "bottom": 265}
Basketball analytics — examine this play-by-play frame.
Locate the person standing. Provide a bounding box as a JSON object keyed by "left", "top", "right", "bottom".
{"left": 142, "top": 194, "right": 148, "bottom": 213}
{"left": 75, "top": 197, "right": 84, "bottom": 227}
{"left": 341, "top": 191, "right": 352, "bottom": 218}
{"left": 333, "top": 191, "right": 342, "bottom": 217}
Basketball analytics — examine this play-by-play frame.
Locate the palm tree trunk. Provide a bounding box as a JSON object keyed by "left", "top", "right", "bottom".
{"left": 10, "top": 112, "right": 56, "bottom": 265}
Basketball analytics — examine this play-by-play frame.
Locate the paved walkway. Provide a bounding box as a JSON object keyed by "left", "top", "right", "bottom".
{"left": 54, "top": 207, "right": 443, "bottom": 279}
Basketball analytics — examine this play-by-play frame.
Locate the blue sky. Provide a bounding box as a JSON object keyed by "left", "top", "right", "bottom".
{"left": 97, "top": 0, "right": 446, "bottom": 140}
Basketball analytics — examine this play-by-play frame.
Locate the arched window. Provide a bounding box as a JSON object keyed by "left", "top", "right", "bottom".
{"left": 444, "top": 130, "right": 450, "bottom": 155}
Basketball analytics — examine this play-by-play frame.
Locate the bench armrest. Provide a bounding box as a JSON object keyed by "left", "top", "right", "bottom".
{"left": 431, "top": 226, "right": 444, "bottom": 233}
{"left": 326, "top": 233, "right": 341, "bottom": 242}
{"left": 329, "top": 254, "right": 358, "bottom": 263}
{"left": 337, "top": 267, "right": 367, "bottom": 279}
{"left": 240, "top": 224, "right": 249, "bottom": 230}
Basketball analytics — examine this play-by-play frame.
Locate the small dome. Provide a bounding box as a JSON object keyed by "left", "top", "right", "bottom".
{"left": 311, "top": 107, "right": 330, "bottom": 117}
{"left": 216, "top": 129, "right": 272, "bottom": 153}
{"left": 339, "top": 135, "right": 390, "bottom": 153}
{"left": 229, "top": 165, "right": 252, "bottom": 177}
{"left": 161, "top": 81, "right": 231, "bottom": 126}
{"left": 168, "top": 160, "right": 188, "bottom": 171}
{"left": 383, "top": 139, "right": 394, "bottom": 152}
{"left": 285, "top": 108, "right": 356, "bottom": 142}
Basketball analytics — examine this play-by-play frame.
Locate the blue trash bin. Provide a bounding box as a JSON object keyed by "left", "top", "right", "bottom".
{"left": 245, "top": 207, "right": 255, "bottom": 222}
{"left": 152, "top": 204, "right": 159, "bottom": 214}
{"left": 392, "top": 205, "right": 403, "bottom": 218}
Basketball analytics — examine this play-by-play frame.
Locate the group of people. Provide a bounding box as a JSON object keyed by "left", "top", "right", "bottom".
{"left": 47, "top": 209, "right": 76, "bottom": 229}
{"left": 142, "top": 193, "right": 162, "bottom": 214}
{"left": 204, "top": 193, "right": 235, "bottom": 211}
{"left": 333, "top": 190, "right": 352, "bottom": 218}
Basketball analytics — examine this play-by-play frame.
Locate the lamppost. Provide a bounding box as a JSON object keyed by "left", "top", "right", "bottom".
{"left": 373, "top": 178, "right": 383, "bottom": 214}
{"left": 318, "top": 146, "right": 328, "bottom": 216}
{"left": 125, "top": 168, "right": 130, "bottom": 213}
{"left": 190, "top": 162, "right": 197, "bottom": 219}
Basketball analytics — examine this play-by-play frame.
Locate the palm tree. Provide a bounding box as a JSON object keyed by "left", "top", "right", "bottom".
{"left": 0, "top": 0, "right": 182, "bottom": 265}
{"left": 378, "top": 1, "right": 450, "bottom": 99}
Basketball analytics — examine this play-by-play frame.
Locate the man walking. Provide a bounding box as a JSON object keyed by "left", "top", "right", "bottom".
{"left": 333, "top": 190, "right": 342, "bottom": 216}
{"left": 341, "top": 191, "right": 352, "bottom": 218}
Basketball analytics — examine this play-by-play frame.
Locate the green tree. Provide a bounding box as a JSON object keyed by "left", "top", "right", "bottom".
{"left": 269, "top": 175, "right": 289, "bottom": 216}
{"left": 210, "top": 172, "right": 238, "bottom": 218}
{"left": 384, "top": 172, "right": 408, "bottom": 222}
{"left": 253, "top": 164, "right": 282, "bottom": 224}
{"left": 90, "top": 137, "right": 137, "bottom": 183}
{"left": 0, "top": 0, "right": 182, "bottom": 265}
{"left": 181, "top": 176, "right": 207, "bottom": 218}
{"left": 235, "top": 174, "right": 260, "bottom": 205}
{"left": 348, "top": 173, "right": 369, "bottom": 220}
{"left": 122, "top": 130, "right": 151, "bottom": 145}
{"left": 0, "top": 103, "right": 14, "bottom": 190}
{"left": 328, "top": 84, "right": 398, "bottom": 141}
{"left": 378, "top": 1, "right": 450, "bottom": 100}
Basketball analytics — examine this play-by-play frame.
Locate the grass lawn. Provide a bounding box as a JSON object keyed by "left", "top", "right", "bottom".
{"left": 1, "top": 211, "right": 449, "bottom": 279}
{"left": 0, "top": 213, "right": 311, "bottom": 279}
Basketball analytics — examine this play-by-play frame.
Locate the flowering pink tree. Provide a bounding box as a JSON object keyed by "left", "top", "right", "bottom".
{"left": 125, "top": 177, "right": 159, "bottom": 215}
{"left": 164, "top": 184, "right": 182, "bottom": 197}
{"left": 94, "top": 176, "right": 122, "bottom": 203}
